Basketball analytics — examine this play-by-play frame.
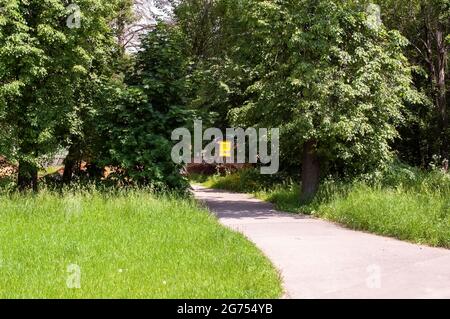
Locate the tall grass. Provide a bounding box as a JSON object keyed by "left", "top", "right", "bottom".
{"left": 0, "top": 188, "right": 282, "bottom": 298}
{"left": 320, "top": 185, "right": 450, "bottom": 247}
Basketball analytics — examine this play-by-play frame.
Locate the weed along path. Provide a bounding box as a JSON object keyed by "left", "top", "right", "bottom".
{"left": 192, "top": 185, "right": 450, "bottom": 299}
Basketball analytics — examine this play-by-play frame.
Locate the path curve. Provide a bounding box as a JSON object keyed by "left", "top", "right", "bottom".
{"left": 192, "top": 185, "right": 450, "bottom": 299}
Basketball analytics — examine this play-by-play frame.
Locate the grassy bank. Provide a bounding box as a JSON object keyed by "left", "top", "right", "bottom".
{"left": 0, "top": 189, "right": 282, "bottom": 298}
{"left": 197, "top": 166, "right": 450, "bottom": 248}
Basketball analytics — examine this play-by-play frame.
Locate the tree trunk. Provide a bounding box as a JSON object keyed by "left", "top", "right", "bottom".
{"left": 62, "top": 160, "right": 75, "bottom": 185}
{"left": 423, "top": 12, "right": 448, "bottom": 161}
{"left": 63, "top": 144, "right": 80, "bottom": 185}
{"left": 18, "top": 160, "right": 38, "bottom": 192}
{"left": 300, "top": 139, "right": 320, "bottom": 203}
{"left": 435, "top": 29, "right": 448, "bottom": 159}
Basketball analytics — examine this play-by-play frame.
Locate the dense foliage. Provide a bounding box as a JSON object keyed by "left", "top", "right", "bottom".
{"left": 177, "top": 0, "right": 425, "bottom": 200}
{"left": 0, "top": 1, "right": 191, "bottom": 191}
{"left": 0, "top": 0, "right": 123, "bottom": 190}
{"left": 0, "top": 0, "right": 448, "bottom": 198}
{"left": 100, "top": 25, "right": 190, "bottom": 190}
{"left": 373, "top": 0, "right": 449, "bottom": 165}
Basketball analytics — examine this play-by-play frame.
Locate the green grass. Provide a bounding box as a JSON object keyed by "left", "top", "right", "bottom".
{"left": 39, "top": 166, "right": 63, "bottom": 177}
{"left": 319, "top": 185, "right": 450, "bottom": 247}
{"left": 197, "top": 166, "right": 450, "bottom": 248}
{"left": 199, "top": 169, "right": 289, "bottom": 194}
{"left": 0, "top": 189, "right": 282, "bottom": 298}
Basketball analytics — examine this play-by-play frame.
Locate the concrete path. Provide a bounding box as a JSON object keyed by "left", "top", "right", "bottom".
{"left": 192, "top": 185, "right": 450, "bottom": 299}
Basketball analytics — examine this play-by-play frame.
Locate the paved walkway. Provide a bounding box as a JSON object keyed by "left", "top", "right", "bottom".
{"left": 192, "top": 185, "right": 450, "bottom": 299}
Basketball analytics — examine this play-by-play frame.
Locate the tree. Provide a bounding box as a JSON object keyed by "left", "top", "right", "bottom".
{"left": 175, "top": 0, "right": 258, "bottom": 130}
{"left": 0, "top": 0, "right": 124, "bottom": 190}
{"left": 100, "top": 24, "right": 190, "bottom": 190}
{"left": 373, "top": 0, "right": 449, "bottom": 165}
{"left": 224, "top": 0, "right": 417, "bottom": 201}
{"left": 118, "top": 0, "right": 178, "bottom": 52}
{"left": 60, "top": 0, "right": 134, "bottom": 185}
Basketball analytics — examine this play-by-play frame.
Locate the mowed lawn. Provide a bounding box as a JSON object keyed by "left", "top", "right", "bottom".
{"left": 0, "top": 190, "right": 282, "bottom": 298}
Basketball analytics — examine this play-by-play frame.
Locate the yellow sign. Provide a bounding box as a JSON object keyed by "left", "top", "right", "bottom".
{"left": 219, "top": 141, "right": 232, "bottom": 158}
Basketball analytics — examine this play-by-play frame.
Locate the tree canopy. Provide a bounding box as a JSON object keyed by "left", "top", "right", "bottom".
{"left": 0, "top": 0, "right": 448, "bottom": 198}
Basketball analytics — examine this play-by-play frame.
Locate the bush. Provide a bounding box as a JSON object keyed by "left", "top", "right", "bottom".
{"left": 100, "top": 24, "right": 190, "bottom": 191}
